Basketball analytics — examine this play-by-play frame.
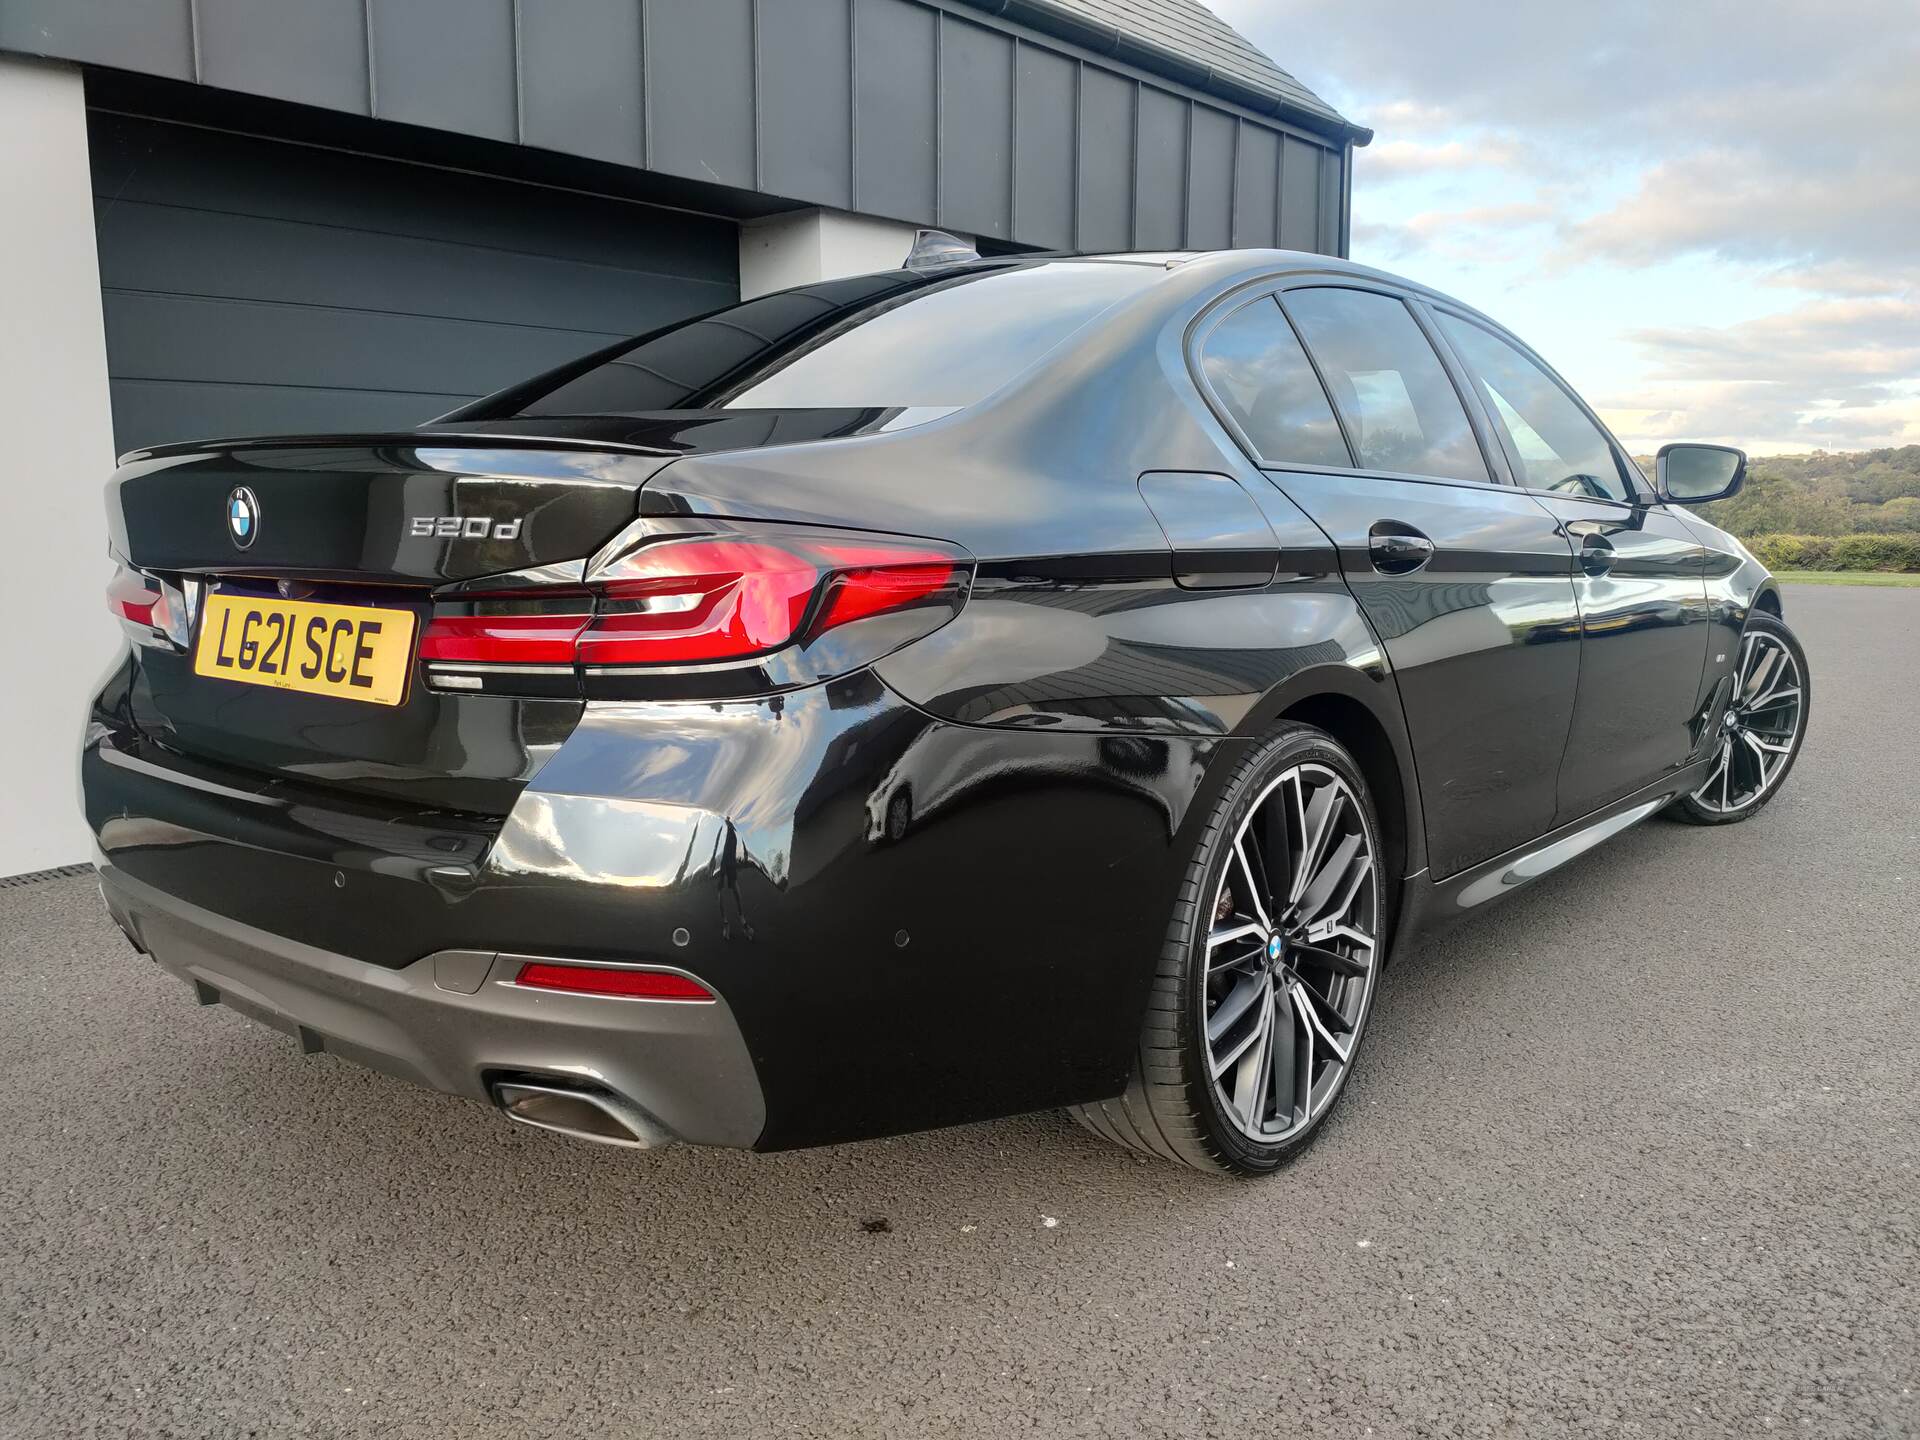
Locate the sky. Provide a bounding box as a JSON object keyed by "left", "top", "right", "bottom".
{"left": 1212, "top": 0, "right": 1920, "bottom": 455}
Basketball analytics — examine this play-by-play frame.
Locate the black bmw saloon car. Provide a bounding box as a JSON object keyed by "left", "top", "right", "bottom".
{"left": 86, "top": 245, "right": 1809, "bottom": 1175}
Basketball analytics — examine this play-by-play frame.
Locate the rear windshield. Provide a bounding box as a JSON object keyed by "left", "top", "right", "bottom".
{"left": 465, "top": 261, "right": 1158, "bottom": 419}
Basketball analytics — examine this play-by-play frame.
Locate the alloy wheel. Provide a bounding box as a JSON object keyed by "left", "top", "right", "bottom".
{"left": 1692, "top": 630, "right": 1804, "bottom": 814}
{"left": 1204, "top": 763, "right": 1379, "bottom": 1144}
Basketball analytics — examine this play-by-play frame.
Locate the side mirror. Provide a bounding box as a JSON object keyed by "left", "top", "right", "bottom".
{"left": 1657, "top": 443, "right": 1746, "bottom": 505}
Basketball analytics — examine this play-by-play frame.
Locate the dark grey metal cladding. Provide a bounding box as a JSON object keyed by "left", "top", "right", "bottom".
{"left": 855, "top": 0, "right": 940, "bottom": 225}
{"left": 996, "top": 0, "right": 1357, "bottom": 135}
{"left": 940, "top": 15, "right": 1017, "bottom": 242}
{"left": 88, "top": 112, "right": 738, "bottom": 451}
{"left": 1014, "top": 44, "right": 1077, "bottom": 249}
{"left": 646, "top": 0, "right": 757, "bottom": 189}
{"left": 759, "top": 0, "right": 855, "bottom": 209}
{"left": 6, "top": 0, "right": 1353, "bottom": 258}
{"left": 194, "top": 0, "right": 371, "bottom": 112}
{"left": 517, "top": 0, "right": 646, "bottom": 169}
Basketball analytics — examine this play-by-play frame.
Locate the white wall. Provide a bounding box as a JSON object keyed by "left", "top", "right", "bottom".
{"left": 739, "top": 209, "right": 969, "bottom": 299}
{"left": 0, "top": 58, "right": 117, "bottom": 874}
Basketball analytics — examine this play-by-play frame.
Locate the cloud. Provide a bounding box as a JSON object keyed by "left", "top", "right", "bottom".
{"left": 1359, "top": 136, "right": 1530, "bottom": 182}
{"left": 1212, "top": 0, "right": 1920, "bottom": 453}
{"left": 1560, "top": 147, "right": 1920, "bottom": 284}
{"left": 1603, "top": 382, "right": 1920, "bottom": 453}
{"left": 1358, "top": 201, "right": 1554, "bottom": 262}
{"left": 1599, "top": 296, "right": 1920, "bottom": 450}
{"left": 1219, "top": 0, "right": 1920, "bottom": 289}
{"left": 1629, "top": 298, "right": 1920, "bottom": 391}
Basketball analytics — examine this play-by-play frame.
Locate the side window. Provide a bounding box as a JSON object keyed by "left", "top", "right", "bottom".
{"left": 1435, "top": 312, "right": 1633, "bottom": 502}
{"left": 1281, "top": 287, "right": 1490, "bottom": 484}
{"left": 1198, "top": 297, "right": 1351, "bottom": 469}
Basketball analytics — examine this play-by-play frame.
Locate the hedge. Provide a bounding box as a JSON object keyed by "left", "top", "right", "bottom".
{"left": 1747, "top": 533, "right": 1920, "bottom": 572}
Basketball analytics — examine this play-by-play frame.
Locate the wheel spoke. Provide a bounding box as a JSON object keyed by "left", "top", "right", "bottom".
{"left": 1210, "top": 995, "right": 1267, "bottom": 1079}
{"left": 1291, "top": 940, "right": 1370, "bottom": 978}
{"left": 1295, "top": 831, "right": 1364, "bottom": 925}
{"left": 1228, "top": 992, "right": 1274, "bottom": 1125}
{"left": 1737, "top": 731, "right": 1780, "bottom": 795}
{"left": 1207, "top": 920, "right": 1266, "bottom": 952}
{"left": 1292, "top": 980, "right": 1351, "bottom": 1065}
{"left": 1296, "top": 1001, "right": 1315, "bottom": 1112}
{"left": 1294, "top": 972, "right": 1355, "bottom": 1033}
{"left": 1208, "top": 973, "right": 1267, "bottom": 1043}
{"left": 1290, "top": 783, "right": 1341, "bottom": 905}
{"left": 1270, "top": 986, "right": 1298, "bottom": 1124}
{"left": 1310, "top": 920, "right": 1376, "bottom": 950}
{"left": 1741, "top": 642, "right": 1782, "bottom": 704}
{"left": 1232, "top": 837, "right": 1273, "bottom": 932}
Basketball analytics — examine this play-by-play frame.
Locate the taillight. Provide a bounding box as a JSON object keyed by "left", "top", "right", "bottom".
{"left": 421, "top": 524, "right": 969, "bottom": 695}
{"left": 416, "top": 601, "right": 594, "bottom": 665}
{"left": 107, "top": 567, "right": 161, "bottom": 628}
{"left": 107, "top": 564, "right": 181, "bottom": 648}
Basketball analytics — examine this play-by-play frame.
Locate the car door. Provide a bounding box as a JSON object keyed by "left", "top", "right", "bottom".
{"left": 1426, "top": 307, "right": 1712, "bottom": 823}
{"left": 1195, "top": 284, "right": 1584, "bottom": 880}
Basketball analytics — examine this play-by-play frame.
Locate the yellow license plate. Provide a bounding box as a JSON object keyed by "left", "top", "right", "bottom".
{"left": 193, "top": 594, "right": 416, "bottom": 707}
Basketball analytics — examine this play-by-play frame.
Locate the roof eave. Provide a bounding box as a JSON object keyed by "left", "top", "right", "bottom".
{"left": 954, "top": 0, "right": 1372, "bottom": 146}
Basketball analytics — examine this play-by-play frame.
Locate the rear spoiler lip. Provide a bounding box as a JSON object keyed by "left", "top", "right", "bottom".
{"left": 116, "top": 429, "right": 682, "bottom": 467}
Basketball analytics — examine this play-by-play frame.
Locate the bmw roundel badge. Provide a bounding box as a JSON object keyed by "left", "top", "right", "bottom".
{"left": 227, "top": 485, "right": 259, "bottom": 549}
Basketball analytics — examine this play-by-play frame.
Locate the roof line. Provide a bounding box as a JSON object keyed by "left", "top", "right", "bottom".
{"left": 951, "top": 0, "right": 1372, "bottom": 146}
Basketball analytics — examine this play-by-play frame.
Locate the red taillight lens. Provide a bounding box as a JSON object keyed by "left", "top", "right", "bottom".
{"left": 417, "top": 608, "right": 592, "bottom": 664}
{"left": 579, "top": 538, "right": 823, "bottom": 665}
{"left": 814, "top": 561, "right": 959, "bottom": 632}
{"left": 107, "top": 567, "right": 161, "bottom": 628}
{"left": 514, "top": 961, "right": 713, "bottom": 1001}
{"left": 420, "top": 529, "right": 966, "bottom": 674}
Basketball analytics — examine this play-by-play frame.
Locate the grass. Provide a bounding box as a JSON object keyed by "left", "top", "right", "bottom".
{"left": 1774, "top": 570, "right": 1920, "bottom": 587}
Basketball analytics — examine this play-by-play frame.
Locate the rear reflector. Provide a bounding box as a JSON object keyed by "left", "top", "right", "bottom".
{"left": 514, "top": 961, "right": 714, "bottom": 1001}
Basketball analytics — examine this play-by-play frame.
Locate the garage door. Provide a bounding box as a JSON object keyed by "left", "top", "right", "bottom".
{"left": 88, "top": 112, "right": 738, "bottom": 454}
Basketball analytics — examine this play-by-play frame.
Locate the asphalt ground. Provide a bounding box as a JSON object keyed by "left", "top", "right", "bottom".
{"left": 2, "top": 583, "right": 1915, "bottom": 1438}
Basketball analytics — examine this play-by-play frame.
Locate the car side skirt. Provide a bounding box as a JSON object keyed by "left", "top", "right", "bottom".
{"left": 1391, "top": 752, "right": 1717, "bottom": 953}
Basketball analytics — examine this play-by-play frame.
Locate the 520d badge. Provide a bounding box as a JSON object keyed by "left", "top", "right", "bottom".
{"left": 408, "top": 515, "right": 523, "bottom": 540}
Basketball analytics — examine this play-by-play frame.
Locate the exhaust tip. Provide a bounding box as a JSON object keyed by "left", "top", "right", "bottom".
{"left": 492, "top": 1081, "right": 675, "bottom": 1149}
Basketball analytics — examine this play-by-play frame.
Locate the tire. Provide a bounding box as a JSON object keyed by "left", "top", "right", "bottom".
{"left": 1070, "top": 723, "right": 1387, "bottom": 1176}
{"left": 1666, "top": 611, "right": 1810, "bottom": 826}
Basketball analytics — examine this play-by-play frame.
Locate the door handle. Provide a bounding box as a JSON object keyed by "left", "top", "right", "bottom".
{"left": 1578, "top": 532, "right": 1616, "bottom": 576}
{"left": 1368, "top": 523, "right": 1434, "bottom": 575}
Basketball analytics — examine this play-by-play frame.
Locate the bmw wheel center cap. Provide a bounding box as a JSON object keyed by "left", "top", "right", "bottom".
{"left": 1267, "top": 934, "right": 1285, "bottom": 963}
{"left": 227, "top": 486, "right": 259, "bottom": 549}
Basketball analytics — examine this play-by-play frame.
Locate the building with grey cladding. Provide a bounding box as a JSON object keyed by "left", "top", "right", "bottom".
{"left": 0, "top": 0, "right": 1366, "bottom": 875}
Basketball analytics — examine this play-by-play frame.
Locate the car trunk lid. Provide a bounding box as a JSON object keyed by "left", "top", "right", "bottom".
{"left": 105, "top": 436, "right": 675, "bottom": 815}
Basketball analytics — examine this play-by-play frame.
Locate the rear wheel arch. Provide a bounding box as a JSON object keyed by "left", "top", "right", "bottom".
{"left": 1276, "top": 692, "right": 1412, "bottom": 895}
{"left": 1226, "top": 663, "right": 1425, "bottom": 887}
{"left": 1753, "top": 583, "right": 1783, "bottom": 618}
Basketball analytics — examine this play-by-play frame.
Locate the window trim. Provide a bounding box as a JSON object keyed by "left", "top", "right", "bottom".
{"left": 1190, "top": 290, "right": 1358, "bottom": 471}
{"left": 1276, "top": 282, "right": 1506, "bottom": 489}
{"left": 1422, "top": 301, "right": 1654, "bottom": 509}
{"left": 1187, "top": 276, "right": 1515, "bottom": 494}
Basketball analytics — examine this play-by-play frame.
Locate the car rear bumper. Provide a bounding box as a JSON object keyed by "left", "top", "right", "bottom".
{"left": 83, "top": 663, "right": 1232, "bottom": 1149}
{"left": 97, "top": 859, "right": 766, "bottom": 1148}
